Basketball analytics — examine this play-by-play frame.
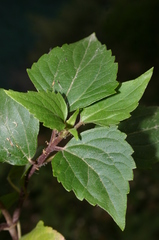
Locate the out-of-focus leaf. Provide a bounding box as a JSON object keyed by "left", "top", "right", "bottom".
{"left": 7, "top": 166, "right": 26, "bottom": 192}
{"left": 119, "top": 106, "right": 159, "bottom": 168}
{"left": 20, "top": 221, "right": 65, "bottom": 240}
{"left": 0, "top": 192, "right": 19, "bottom": 217}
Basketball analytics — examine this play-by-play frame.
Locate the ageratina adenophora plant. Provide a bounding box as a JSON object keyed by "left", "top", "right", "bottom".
{"left": 0, "top": 33, "right": 158, "bottom": 240}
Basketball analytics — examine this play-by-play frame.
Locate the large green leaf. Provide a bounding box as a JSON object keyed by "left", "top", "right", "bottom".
{"left": 119, "top": 106, "right": 159, "bottom": 168}
{"left": 27, "top": 33, "right": 118, "bottom": 111}
{"left": 81, "top": 68, "right": 153, "bottom": 126}
{"left": 0, "top": 89, "right": 39, "bottom": 165}
{"left": 20, "top": 221, "right": 65, "bottom": 240}
{"left": 5, "top": 90, "right": 67, "bottom": 131}
{"left": 52, "top": 126, "right": 135, "bottom": 230}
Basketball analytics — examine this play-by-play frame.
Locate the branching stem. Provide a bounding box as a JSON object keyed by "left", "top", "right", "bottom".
{"left": 28, "top": 129, "right": 64, "bottom": 179}
{"left": 0, "top": 120, "right": 83, "bottom": 239}
{"left": 0, "top": 201, "right": 18, "bottom": 240}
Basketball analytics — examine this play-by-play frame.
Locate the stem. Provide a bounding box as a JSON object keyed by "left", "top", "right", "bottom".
{"left": 28, "top": 130, "right": 63, "bottom": 179}
{"left": 74, "top": 119, "right": 83, "bottom": 130}
{"left": 12, "top": 189, "right": 26, "bottom": 225}
{"left": 17, "top": 222, "right": 21, "bottom": 239}
{"left": 29, "top": 121, "right": 84, "bottom": 179}
{"left": 0, "top": 201, "right": 18, "bottom": 240}
{"left": 0, "top": 121, "right": 84, "bottom": 238}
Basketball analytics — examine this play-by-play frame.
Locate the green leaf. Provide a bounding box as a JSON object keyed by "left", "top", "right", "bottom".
{"left": 5, "top": 90, "right": 67, "bottom": 131}
{"left": 20, "top": 221, "right": 65, "bottom": 240}
{"left": 52, "top": 126, "right": 135, "bottom": 230}
{"left": 0, "top": 89, "right": 39, "bottom": 165}
{"left": 81, "top": 68, "right": 153, "bottom": 126}
{"left": 119, "top": 106, "right": 159, "bottom": 168}
{"left": 66, "top": 109, "right": 79, "bottom": 126}
{"left": 68, "top": 128, "right": 79, "bottom": 140}
{"left": 27, "top": 33, "right": 118, "bottom": 111}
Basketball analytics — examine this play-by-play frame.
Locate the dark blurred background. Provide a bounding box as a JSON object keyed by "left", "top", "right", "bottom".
{"left": 1, "top": 0, "right": 159, "bottom": 239}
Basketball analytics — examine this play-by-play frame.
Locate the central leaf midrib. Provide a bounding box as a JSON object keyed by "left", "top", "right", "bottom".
{"left": 66, "top": 38, "right": 92, "bottom": 97}
{"left": 70, "top": 55, "right": 116, "bottom": 107}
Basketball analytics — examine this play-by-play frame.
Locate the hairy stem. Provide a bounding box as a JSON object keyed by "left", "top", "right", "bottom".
{"left": 28, "top": 130, "right": 63, "bottom": 179}
{"left": 28, "top": 120, "right": 83, "bottom": 179}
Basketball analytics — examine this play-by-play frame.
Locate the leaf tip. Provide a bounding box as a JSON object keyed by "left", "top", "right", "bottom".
{"left": 90, "top": 32, "right": 97, "bottom": 40}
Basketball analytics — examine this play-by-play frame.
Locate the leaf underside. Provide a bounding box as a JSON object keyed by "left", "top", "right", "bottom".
{"left": 81, "top": 68, "right": 153, "bottom": 126}
{"left": 27, "top": 33, "right": 118, "bottom": 111}
{"left": 52, "top": 126, "right": 135, "bottom": 230}
{"left": 0, "top": 89, "right": 39, "bottom": 165}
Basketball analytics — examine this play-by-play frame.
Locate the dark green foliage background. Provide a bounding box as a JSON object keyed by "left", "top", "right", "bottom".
{"left": 1, "top": 0, "right": 159, "bottom": 239}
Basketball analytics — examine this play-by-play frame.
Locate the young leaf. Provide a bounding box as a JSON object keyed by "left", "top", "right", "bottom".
{"left": 119, "top": 106, "right": 159, "bottom": 168}
{"left": 20, "top": 221, "right": 65, "bottom": 240}
{"left": 81, "top": 68, "right": 153, "bottom": 126}
{"left": 0, "top": 89, "right": 39, "bottom": 165}
{"left": 5, "top": 90, "right": 67, "bottom": 131}
{"left": 27, "top": 33, "right": 118, "bottom": 111}
{"left": 68, "top": 128, "right": 79, "bottom": 140}
{"left": 66, "top": 109, "right": 79, "bottom": 126}
{"left": 52, "top": 126, "right": 135, "bottom": 230}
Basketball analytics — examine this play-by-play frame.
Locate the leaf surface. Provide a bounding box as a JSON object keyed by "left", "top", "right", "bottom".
{"left": 66, "top": 109, "right": 79, "bottom": 126}
{"left": 20, "top": 221, "right": 65, "bottom": 240}
{"left": 27, "top": 33, "right": 118, "bottom": 111}
{"left": 52, "top": 126, "right": 135, "bottom": 230}
{"left": 81, "top": 68, "right": 153, "bottom": 126}
{"left": 5, "top": 90, "right": 67, "bottom": 131}
{"left": 119, "top": 106, "right": 159, "bottom": 168}
{"left": 0, "top": 89, "right": 39, "bottom": 165}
